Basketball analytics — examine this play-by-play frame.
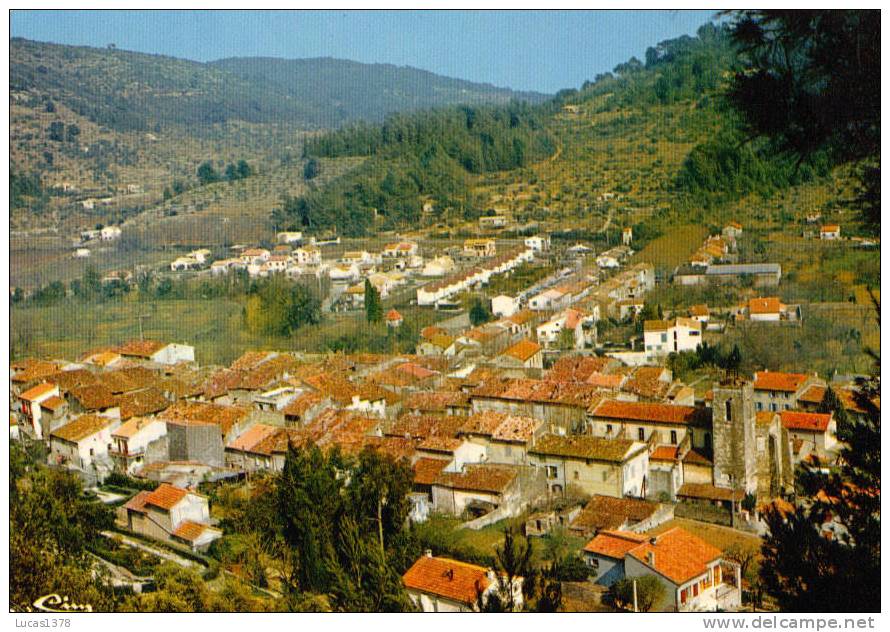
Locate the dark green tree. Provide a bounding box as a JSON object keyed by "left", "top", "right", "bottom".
{"left": 303, "top": 157, "right": 320, "bottom": 180}
{"left": 726, "top": 10, "right": 880, "bottom": 227}
{"left": 197, "top": 161, "right": 219, "bottom": 185}
{"left": 469, "top": 296, "right": 492, "bottom": 326}
{"left": 364, "top": 278, "right": 382, "bottom": 323}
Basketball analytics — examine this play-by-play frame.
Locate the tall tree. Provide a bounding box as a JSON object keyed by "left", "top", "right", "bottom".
{"left": 364, "top": 278, "right": 382, "bottom": 323}
{"left": 726, "top": 10, "right": 880, "bottom": 227}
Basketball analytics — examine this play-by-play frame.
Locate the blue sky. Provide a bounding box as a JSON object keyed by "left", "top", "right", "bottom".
{"left": 11, "top": 10, "right": 718, "bottom": 94}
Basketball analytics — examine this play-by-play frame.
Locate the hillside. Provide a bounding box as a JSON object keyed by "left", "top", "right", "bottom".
{"left": 10, "top": 38, "right": 546, "bottom": 133}
{"left": 210, "top": 56, "right": 549, "bottom": 127}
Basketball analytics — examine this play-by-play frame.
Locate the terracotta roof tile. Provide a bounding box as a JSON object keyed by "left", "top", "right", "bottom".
{"left": 20, "top": 382, "right": 58, "bottom": 401}
{"left": 116, "top": 339, "right": 167, "bottom": 358}
{"left": 40, "top": 395, "right": 67, "bottom": 411}
{"left": 413, "top": 457, "right": 449, "bottom": 486}
{"left": 418, "top": 435, "right": 464, "bottom": 454}
{"left": 501, "top": 339, "right": 542, "bottom": 362}
{"left": 227, "top": 424, "right": 283, "bottom": 453}
{"left": 626, "top": 527, "right": 723, "bottom": 584}
{"left": 572, "top": 495, "right": 659, "bottom": 535}
{"left": 112, "top": 417, "right": 164, "bottom": 439}
{"left": 402, "top": 391, "right": 469, "bottom": 414}
{"left": 583, "top": 530, "right": 648, "bottom": 558}
{"left": 753, "top": 371, "right": 810, "bottom": 393}
{"left": 68, "top": 384, "right": 118, "bottom": 410}
{"left": 592, "top": 400, "right": 703, "bottom": 425}
{"left": 11, "top": 360, "right": 63, "bottom": 383}
{"left": 546, "top": 356, "right": 615, "bottom": 382}
{"left": 118, "top": 387, "right": 170, "bottom": 420}
{"left": 402, "top": 556, "right": 491, "bottom": 606}
{"left": 748, "top": 297, "right": 782, "bottom": 315}
{"left": 51, "top": 414, "right": 117, "bottom": 443}
{"left": 530, "top": 434, "right": 639, "bottom": 463}
{"left": 433, "top": 464, "right": 518, "bottom": 494}
{"left": 124, "top": 490, "right": 152, "bottom": 514}
{"left": 282, "top": 391, "right": 325, "bottom": 417}
{"left": 160, "top": 401, "right": 250, "bottom": 437}
{"left": 781, "top": 410, "right": 832, "bottom": 432}
{"left": 144, "top": 483, "right": 188, "bottom": 511}
{"left": 649, "top": 446, "right": 680, "bottom": 461}
{"left": 46, "top": 368, "right": 99, "bottom": 391}
{"left": 459, "top": 411, "right": 508, "bottom": 437}
{"left": 172, "top": 520, "right": 211, "bottom": 542}
{"left": 491, "top": 415, "right": 542, "bottom": 443}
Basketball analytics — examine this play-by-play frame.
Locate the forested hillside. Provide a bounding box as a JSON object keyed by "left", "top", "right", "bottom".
{"left": 275, "top": 103, "right": 556, "bottom": 235}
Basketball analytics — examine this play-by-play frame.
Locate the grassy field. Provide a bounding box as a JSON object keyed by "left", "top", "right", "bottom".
{"left": 632, "top": 223, "right": 710, "bottom": 271}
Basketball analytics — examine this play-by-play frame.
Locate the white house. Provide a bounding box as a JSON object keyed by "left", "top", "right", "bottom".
{"left": 100, "top": 225, "right": 122, "bottom": 241}
{"left": 110, "top": 417, "right": 167, "bottom": 474}
{"left": 596, "top": 253, "right": 621, "bottom": 269}
{"left": 73, "top": 248, "right": 91, "bottom": 258}
{"left": 403, "top": 553, "right": 524, "bottom": 612}
{"left": 329, "top": 263, "right": 360, "bottom": 283}
{"left": 582, "top": 527, "right": 735, "bottom": 612}
{"left": 529, "top": 288, "right": 567, "bottom": 311}
{"left": 116, "top": 340, "right": 195, "bottom": 365}
{"left": 18, "top": 382, "right": 62, "bottom": 440}
{"left": 292, "top": 246, "right": 322, "bottom": 266}
{"left": 421, "top": 256, "right": 455, "bottom": 277}
{"left": 536, "top": 308, "right": 594, "bottom": 350}
{"left": 240, "top": 248, "right": 271, "bottom": 265}
{"left": 277, "top": 231, "right": 303, "bottom": 244}
{"left": 643, "top": 318, "right": 702, "bottom": 359}
{"left": 50, "top": 414, "right": 122, "bottom": 470}
{"left": 383, "top": 242, "right": 419, "bottom": 258}
{"left": 820, "top": 225, "right": 841, "bottom": 240}
{"left": 524, "top": 235, "right": 551, "bottom": 252}
{"left": 122, "top": 483, "right": 222, "bottom": 552}
{"left": 491, "top": 294, "right": 519, "bottom": 318}
{"left": 188, "top": 249, "right": 212, "bottom": 264}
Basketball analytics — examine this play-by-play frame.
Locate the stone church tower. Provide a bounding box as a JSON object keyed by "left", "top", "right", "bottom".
{"left": 711, "top": 377, "right": 758, "bottom": 495}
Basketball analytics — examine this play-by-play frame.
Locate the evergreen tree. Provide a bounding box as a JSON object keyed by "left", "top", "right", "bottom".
{"left": 469, "top": 297, "right": 492, "bottom": 326}
{"left": 364, "top": 279, "right": 382, "bottom": 323}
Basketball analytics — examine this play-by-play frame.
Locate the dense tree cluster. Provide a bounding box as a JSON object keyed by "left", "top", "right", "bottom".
{"left": 243, "top": 275, "right": 321, "bottom": 337}
{"left": 275, "top": 103, "right": 555, "bottom": 235}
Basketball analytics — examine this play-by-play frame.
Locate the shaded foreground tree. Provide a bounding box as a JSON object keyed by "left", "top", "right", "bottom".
{"left": 726, "top": 10, "right": 880, "bottom": 227}
{"left": 607, "top": 575, "right": 665, "bottom": 612}
{"left": 759, "top": 299, "right": 880, "bottom": 611}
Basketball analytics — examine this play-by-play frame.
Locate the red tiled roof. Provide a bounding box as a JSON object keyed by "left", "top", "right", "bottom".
{"left": 20, "top": 382, "right": 57, "bottom": 401}
{"left": 144, "top": 483, "right": 188, "bottom": 511}
{"left": 781, "top": 410, "right": 832, "bottom": 432}
{"left": 282, "top": 391, "right": 325, "bottom": 417}
{"left": 160, "top": 401, "right": 250, "bottom": 437}
{"left": 402, "top": 556, "right": 491, "bottom": 606}
{"left": 433, "top": 464, "right": 518, "bottom": 494}
{"left": 385, "top": 309, "right": 403, "bottom": 322}
{"left": 626, "top": 527, "right": 723, "bottom": 584}
{"left": 592, "top": 400, "right": 702, "bottom": 425}
{"left": 753, "top": 371, "right": 810, "bottom": 393}
{"left": 491, "top": 415, "right": 542, "bottom": 444}
{"left": 547, "top": 356, "right": 615, "bottom": 382}
{"left": 124, "top": 490, "right": 152, "bottom": 514}
{"left": 583, "top": 530, "right": 648, "bottom": 558}
{"left": 50, "top": 414, "right": 117, "bottom": 443}
{"left": 572, "top": 495, "right": 659, "bottom": 535}
{"left": 68, "top": 383, "right": 118, "bottom": 410}
{"left": 649, "top": 446, "right": 679, "bottom": 461}
{"left": 227, "top": 424, "right": 282, "bottom": 453}
{"left": 172, "top": 520, "right": 210, "bottom": 542}
{"left": 413, "top": 457, "right": 449, "bottom": 486}
{"left": 748, "top": 297, "right": 782, "bottom": 315}
{"left": 459, "top": 411, "right": 508, "bottom": 437}
{"left": 530, "top": 434, "right": 639, "bottom": 463}
{"left": 501, "top": 339, "right": 541, "bottom": 362}
{"left": 118, "top": 387, "right": 170, "bottom": 420}
{"left": 40, "top": 395, "right": 67, "bottom": 412}
{"left": 116, "top": 340, "right": 167, "bottom": 358}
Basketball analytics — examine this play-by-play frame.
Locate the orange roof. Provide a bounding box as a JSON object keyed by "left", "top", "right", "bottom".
{"left": 144, "top": 483, "right": 188, "bottom": 511}
{"left": 530, "top": 434, "right": 639, "bottom": 462}
{"left": 689, "top": 304, "right": 710, "bottom": 317}
{"left": 385, "top": 309, "right": 403, "bottom": 321}
{"left": 434, "top": 464, "right": 518, "bottom": 494}
{"left": 753, "top": 371, "right": 810, "bottom": 393}
{"left": 160, "top": 400, "right": 250, "bottom": 437}
{"left": 40, "top": 395, "right": 67, "bottom": 412}
{"left": 502, "top": 339, "right": 541, "bottom": 362}
{"left": 118, "top": 387, "right": 170, "bottom": 420}
{"left": 585, "top": 373, "right": 625, "bottom": 389}
{"left": 626, "top": 527, "right": 723, "bottom": 584}
{"left": 112, "top": 416, "right": 164, "bottom": 439}
{"left": 649, "top": 446, "right": 679, "bottom": 461}
{"left": 592, "top": 400, "right": 702, "bottom": 425}
{"left": 459, "top": 411, "right": 508, "bottom": 437}
{"left": 116, "top": 339, "right": 167, "bottom": 358}
{"left": 748, "top": 297, "right": 782, "bottom": 315}
{"left": 227, "top": 424, "right": 282, "bottom": 453}
{"left": 583, "top": 530, "right": 648, "bottom": 558}
{"left": 418, "top": 435, "right": 464, "bottom": 454}
{"left": 20, "top": 382, "right": 57, "bottom": 402}
{"left": 821, "top": 225, "right": 840, "bottom": 232}
{"left": 755, "top": 411, "right": 778, "bottom": 426}
{"left": 124, "top": 490, "right": 152, "bottom": 514}
{"left": 68, "top": 384, "right": 118, "bottom": 410}
{"left": 491, "top": 415, "right": 542, "bottom": 443}
{"left": 572, "top": 496, "right": 659, "bottom": 535}
{"left": 781, "top": 410, "right": 832, "bottom": 432}
{"left": 51, "top": 414, "right": 117, "bottom": 443}
{"left": 172, "top": 520, "right": 211, "bottom": 542}
{"left": 412, "top": 458, "right": 448, "bottom": 487}
{"left": 402, "top": 555, "right": 490, "bottom": 605}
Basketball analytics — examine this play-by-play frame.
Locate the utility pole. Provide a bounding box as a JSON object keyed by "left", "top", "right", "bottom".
{"left": 633, "top": 578, "right": 638, "bottom": 613}
{"left": 136, "top": 312, "right": 151, "bottom": 341}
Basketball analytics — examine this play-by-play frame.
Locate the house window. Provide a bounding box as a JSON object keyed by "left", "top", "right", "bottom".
{"left": 725, "top": 399, "right": 732, "bottom": 422}
{"left": 638, "top": 428, "right": 645, "bottom": 441}
{"left": 546, "top": 465, "right": 558, "bottom": 479}
{"left": 573, "top": 470, "right": 580, "bottom": 480}
{"left": 606, "top": 424, "right": 613, "bottom": 435}
{"left": 693, "top": 583, "right": 699, "bottom": 597}
{"left": 670, "top": 430, "right": 677, "bottom": 445}
{"left": 660, "top": 333, "right": 667, "bottom": 343}
{"left": 602, "top": 471, "right": 608, "bottom": 482}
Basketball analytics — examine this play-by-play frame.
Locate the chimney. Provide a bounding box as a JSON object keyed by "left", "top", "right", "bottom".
{"left": 424, "top": 549, "right": 432, "bottom": 558}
